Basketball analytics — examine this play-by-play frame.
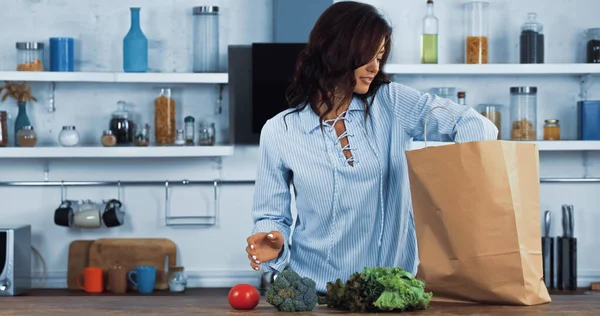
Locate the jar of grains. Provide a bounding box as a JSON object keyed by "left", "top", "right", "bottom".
{"left": 154, "top": 88, "right": 176, "bottom": 145}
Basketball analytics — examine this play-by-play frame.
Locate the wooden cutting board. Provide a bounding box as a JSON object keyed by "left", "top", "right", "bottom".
{"left": 67, "top": 240, "right": 95, "bottom": 290}
{"left": 88, "top": 238, "right": 177, "bottom": 290}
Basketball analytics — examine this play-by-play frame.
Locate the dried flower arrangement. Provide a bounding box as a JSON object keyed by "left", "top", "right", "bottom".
{"left": 0, "top": 81, "right": 37, "bottom": 103}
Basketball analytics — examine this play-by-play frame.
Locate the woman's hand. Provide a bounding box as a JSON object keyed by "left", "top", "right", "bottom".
{"left": 246, "top": 231, "right": 284, "bottom": 271}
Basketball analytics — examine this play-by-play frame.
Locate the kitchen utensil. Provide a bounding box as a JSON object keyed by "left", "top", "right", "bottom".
{"left": 557, "top": 204, "right": 577, "bottom": 291}
{"left": 102, "top": 199, "right": 125, "bottom": 227}
{"left": 128, "top": 266, "right": 156, "bottom": 294}
{"left": 54, "top": 200, "right": 74, "bottom": 227}
{"left": 77, "top": 267, "right": 103, "bottom": 293}
{"left": 541, "top": 210, "right": 554, "bottom": 289}
{"left": 73, "top": 209, "right": 101, "bottom": 228}
{"left": 108, "top": 263, "right": 127, "bottom": 294}
{"left": 67, "top": 240, "right": 94, "bottom": 290}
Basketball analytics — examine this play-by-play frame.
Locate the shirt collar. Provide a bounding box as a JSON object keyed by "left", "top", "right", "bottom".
{"left": 299, "top": 98, "right": 364, "bottom": 134}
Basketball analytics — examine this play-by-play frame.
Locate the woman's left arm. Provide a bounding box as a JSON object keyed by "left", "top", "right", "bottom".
{"left": 381, "top": 82, "right": 498, "bottom": 142}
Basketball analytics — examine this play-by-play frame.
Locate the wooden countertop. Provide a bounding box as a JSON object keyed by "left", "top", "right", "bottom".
{"left": 0, "top": 288, "right": 597, "bottom": 315}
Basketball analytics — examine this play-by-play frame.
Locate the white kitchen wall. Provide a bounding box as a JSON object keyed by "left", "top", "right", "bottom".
{"left": 0, "top": 0, "right": 598, "bottom": 289}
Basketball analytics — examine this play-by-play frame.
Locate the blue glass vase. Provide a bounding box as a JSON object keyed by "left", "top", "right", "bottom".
{"left": 14, "top": 101, "right": 31, "bottom": 146}
{"left": 123, "top": 7, "right": 148, "bottom": 73}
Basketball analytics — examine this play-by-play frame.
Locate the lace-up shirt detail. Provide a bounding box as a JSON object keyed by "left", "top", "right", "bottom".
{"left": 323, "top": 111, "right": 357, "bottom": 165}
{"left": 251, "top": 82, "right": 499, "bottom": 294}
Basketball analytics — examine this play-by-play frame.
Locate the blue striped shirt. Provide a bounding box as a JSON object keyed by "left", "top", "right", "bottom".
{"left": 251, "top": 82, "right": 498, "bottom": 293}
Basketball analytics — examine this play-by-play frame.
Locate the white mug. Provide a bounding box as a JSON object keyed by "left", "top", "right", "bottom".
{"left": 74, "top": 209, "right": 101, "bottom": 228}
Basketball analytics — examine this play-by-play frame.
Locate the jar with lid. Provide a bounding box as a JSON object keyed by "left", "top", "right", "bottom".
{"left": 109, "top": 101, "right": 135, "bottom": 145}
{"left": 477, "top": 104, "right": 503, "bottom": 140}
{"left": 184, "top": 116, "right": 195, "bottom": 145}
{"left": 198, "top": 121, "right": 216, "bottom": 146}
{"left": 134, "top": 123, "right": 150, "bottom": 146}
{"left": 58, "top": 126, "right": 80, "bottom": 147}
{"left": 0, "top": 111, "right": 7, "bottom": 147}
{"left": 520, "top": 13, "right": 544, "bottom": 64}
{"left": 175, "top": 129, "right": 185, "bottom": 146}
{"left": 586, "top": 28, "right": 600, "bottom": 63}
{"left": 16, "top": 42, "right": 44, "bottom": 71}
{"left": 16, "top": 126, "right": 37, "bottom": 147}
{"left": 101, "top": 130, "right": 117, "bottom": 147}
{"left": 167, "top": 266, "right": 187, "bottom": 293}
{"left": 510, "top": 87, "right": 537, "bottom": 141}
{"left": 193, "top": 6, "right": 220, "bottom": 72}
{"left": 429, "top": 87, "right": 456, "bottom": 102}
{"left": 154, "top": 88, "right": 176, "bottom": 145}
{"left": 457, "top": 91, "right": 467, "bottom": 105}
{"left": 464, "top": 1, "right": 489, "bottom": 64}
{"left": 543, "top": 119, "right": 560, "bottom": 140}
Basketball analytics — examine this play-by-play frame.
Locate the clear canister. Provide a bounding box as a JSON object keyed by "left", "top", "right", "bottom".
{"left": 430, "top": 87, "right": 457, "bottom": 102}
{"left": 510, "top": 87, "right": 537, "bottom": 141}
{"left": 464, "top": 1, "right": 489, "bottom": 64}
{"left": 585, "top": 28, "right": 600, "bottom": 63}
{"left": 476, "top": 104, "right": 503, "bottom": 140}
{"left": 16, "top": 42, "right": 44, "bottom": 71}
{"left": 154, "top": 88, "right": 176, "bottom": 145}
{"left": 193, "top": 6, "right": 220, "bottom": 72}
{"left": 543, "top": 119, "right": 560, "bottom": 140}
{"left": 520, "top": 13, "right": 544, "bottom": 64}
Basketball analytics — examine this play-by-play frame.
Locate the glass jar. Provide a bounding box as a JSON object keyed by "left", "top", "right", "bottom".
{"left": 101, "top": 130, "right": 117, "bottom": 147}
{"left": 16, "top": 126, "right": 37, "bottom": 147}
{"left": 58, "top": 126, "right": 80, "bottom": 147}
{"left": 175, "top": 129, "right": 185, "bottom": 146}
{"left": 134, "top": 123, "right": 150, "bottom": 146}
{"left": 167, "top": 266, "right": 187, "bottom": 293}
{"left": 510, "top": 87, "right": 537, "bottom": 141}
{"left": 543, "top": 119, "right": 560, "bottom": 140}
{"left": 184, "top": 116, "right": 195, "bottom": 145}
{"left": 464, "top": 1, "right": 489, "bottom": 64}
{"left": 477, "top": 104, "right": 503, "bottom": 140}
{"left": 109, "top": 101, "right": 135, "bottom": 145}
{"left": 154, "top": 88, "right": 176, "bottom": 145}
{"left": 0, "top": 111, "right": 7, "bottom": 147}
{"left": 429, "top": 87, "right": 456, "bottom": 102}
{"left": 457, "top": 91, "right": 466, "bottom": 105}
{"left": 193, "top": 6, "right": 220, "bottom": 72}
{"left": 520, "top": 13, "right": 544, "bottom": 64}
{"left": 198, "top": 121, "right": 216, "bottom": 146}
{"left": 585, "top": 28, "right": 600, "bottom": 63}
{"left": 16, "top": 42, "right": 44, "bottom": 71}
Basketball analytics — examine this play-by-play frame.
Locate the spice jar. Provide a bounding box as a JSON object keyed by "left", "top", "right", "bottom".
{"left": 510, "top": 87, "right": 537, "bottom": 141}
{"left": 0, "top": 111, "right": 7, "bottom": 147}
{"left": 167, "top": 266, "right": 187, "bottom": 293}
{"left": 109, "top": 101, "right": 135, "bottom": 145}
{"left": 585, "top": 28, "right": 600, "bottom": 63}
{"left": 464, "top": 1, "right": 489, "bottom": 64}
{"left": 198, "top": 121, "right": 216, "bottom": 146}
{"left": 184, "top": 116, "right": 195, "bottom": 145}
{"left": 58, "top": 126, "right": 80, "bottom": 147}
{"left": 477, "top": 104, "right": 502, "bottom": 140}
{"left": 134, "top": 123, "right": 150, "bottom": 146}
{"left": 101, "top": 130, "right": 117, "bottom": 147}
{"left": 16, "top": 42, "right": 44, "bottom": 71}
{"left": 520, "top": 12, "right": 544, "bottom": 64}
{"left": 175, "top": 129, "right": 185, "bottom": 146}
{"left": 154, "top": 88, "right": 176, "bottom": 145}
{"left": 543, "top": 119, "right": 560, "bottom": 140}
{"left": 16, "top": 126, "right": 37, "bottom": 147}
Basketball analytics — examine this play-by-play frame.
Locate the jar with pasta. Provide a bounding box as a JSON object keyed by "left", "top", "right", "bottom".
{"left": 476, "top": 104, "right": 503, "bottom": 140}
{"left": 464, "top": 1, "right": 489, "bottom": 64}
{"left": 154, "top": 88, "right": 176, "bottom": 145}
{"left": 510, "top": 87, "right": 537, "bottom": 141}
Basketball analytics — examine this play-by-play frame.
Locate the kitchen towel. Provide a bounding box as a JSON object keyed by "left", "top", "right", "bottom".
{"left": 405, "top": 107, "right": 551, "bottom": 306}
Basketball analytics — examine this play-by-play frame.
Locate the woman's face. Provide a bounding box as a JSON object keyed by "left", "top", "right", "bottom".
{"left": 353, "top": 40, "right": 385, "bottom": 94}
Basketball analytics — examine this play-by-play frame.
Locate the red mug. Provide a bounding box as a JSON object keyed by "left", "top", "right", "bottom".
{"left": 78, "top": 267, "right": 103, "bottom": 293}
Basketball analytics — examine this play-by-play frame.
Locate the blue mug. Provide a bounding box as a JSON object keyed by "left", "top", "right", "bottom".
{"left": 127, "top": 266, "right": 156, "bottom": 294}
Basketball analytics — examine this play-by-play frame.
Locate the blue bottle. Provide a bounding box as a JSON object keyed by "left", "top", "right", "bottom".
{"left": 14, "top": 101, "right": 31, "bottom": 146}
{"left": 123, "top": 7, "right": 148, "bottom": 72}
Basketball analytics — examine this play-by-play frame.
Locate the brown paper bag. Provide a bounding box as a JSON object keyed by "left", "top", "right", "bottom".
{"left": 406, "top": 139, "right": 551, "bottom": 305}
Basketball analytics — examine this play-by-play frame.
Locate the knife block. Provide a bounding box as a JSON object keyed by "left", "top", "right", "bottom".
{"left": 556, "top": 236, "right": 577, "bottom": 291}
{"left": 541, "top": 236, "right": 554, "bottom": 288}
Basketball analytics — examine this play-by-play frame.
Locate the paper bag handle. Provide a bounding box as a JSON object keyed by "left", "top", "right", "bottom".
{"left": 423, "top": 105, "right": 461, "bottom": 148}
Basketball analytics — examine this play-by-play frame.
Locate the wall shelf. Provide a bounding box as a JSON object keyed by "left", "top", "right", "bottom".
{"left": 385, "top": 63, "right": 600, "bottom": 76}
{"left": 410, "top": 140, "right": 600, "bottom": 151}
{"left": 0, "top": 71, "right": 228, "bottom": 84}
{"left": 0, "top": 146, "right": 234, "bottom": 158}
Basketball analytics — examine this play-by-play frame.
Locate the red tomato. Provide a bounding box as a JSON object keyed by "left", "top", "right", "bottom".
{"left": 228, "top": 284, "right": 260, "bottom": 310}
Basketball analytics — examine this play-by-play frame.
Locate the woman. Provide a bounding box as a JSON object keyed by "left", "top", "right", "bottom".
{"left": 245, "top": 1, "right": 497, "bottom": 293}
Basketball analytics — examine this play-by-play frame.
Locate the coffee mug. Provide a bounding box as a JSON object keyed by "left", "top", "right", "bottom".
{"left": 54, "top": 200, "right": 74, "bottom": 227}
{"left": 74, "top": 209, "right": 101, "bottom": 228}
{"left": 78, "top": 267, "right": 103, "bottom": 293}
{"left": 128, "top": 266, "right": 156, "bottom": 294}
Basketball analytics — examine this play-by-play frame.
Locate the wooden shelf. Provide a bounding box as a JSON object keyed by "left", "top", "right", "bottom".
{"left": 0, "top": 146, "right": 234, "bottom": 158}
{"left": 410, "top": 141, "right": 600, "bottom": 151}
{"left": 0, "top": 71, "right": 228, "bottom": 84}
{"left": 385, "top": 63, "right": 600, "bottom": 76}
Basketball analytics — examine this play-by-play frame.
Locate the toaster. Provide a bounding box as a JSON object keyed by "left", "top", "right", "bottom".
{"left": 0, "top": 225, "right": 31, "bottom": 296}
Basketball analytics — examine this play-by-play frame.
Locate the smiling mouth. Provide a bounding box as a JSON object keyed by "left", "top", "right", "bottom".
{"left": 360, "top": 77, "right": 374, "bottom": 84}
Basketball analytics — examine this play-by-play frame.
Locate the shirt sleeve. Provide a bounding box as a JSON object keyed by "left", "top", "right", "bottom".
{"left": 251, "top": 118, "right": 294, "bottom": 273}
{"left": 380, "top": 82, "right": 499, "bottom": 142}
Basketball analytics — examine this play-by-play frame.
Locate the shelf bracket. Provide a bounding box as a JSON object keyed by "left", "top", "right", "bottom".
{"left": 579, "top": 74, "right": 593, "bottom": 101}
{"left": 215, "top": 84, "right": 223, "bottom": 115}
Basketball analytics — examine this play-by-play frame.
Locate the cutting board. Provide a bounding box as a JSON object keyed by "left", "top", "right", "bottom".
{"left": 67, "top": 240, "right": 95, "bottom": 290}
{"left": 88, "top": 238, "right": 177, "bottom": 290}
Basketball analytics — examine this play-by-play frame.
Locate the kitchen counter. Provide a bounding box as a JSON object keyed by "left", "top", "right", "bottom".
{"left": 0, "top": 288, "right": 597, "bottom": 315}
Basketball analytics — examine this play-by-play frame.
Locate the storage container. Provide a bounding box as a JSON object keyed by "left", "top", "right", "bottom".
{"left": 585, "top": 28, "right": 600, "bottom": 63}
{"left": 577, "top": 100, "right": 600, "bottom": 140}
{"left": 477, "top": 104, "right": 503, "bottom": 140}
{"left": 193, "top": 6, "right": 220, "bottom": 72}
{"left": 0, "top": 111, "right": 7, "bottom": 147}
{"left": 154, "top": 88, "right": 176, "bottom": 145}
{"left": 510, "top": 87, "right": 537, "bottom": 140}
{"left": 543, "top": 119, "right": 560, "bottom": 140}
{"left": 464, "top": 1, "right": 489, "bottom": 64}
{"left": 520, "top": 13, "right": 544, "bottom": 64}
{"left": 16, "top": 42, "right": 44, "bottom": 71}
{"left": 430, "top": 87, "right": 456, "bottom": 102}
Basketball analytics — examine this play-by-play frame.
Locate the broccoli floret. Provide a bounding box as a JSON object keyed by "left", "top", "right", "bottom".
{"left": 266, "top": 268, "right": 318, "bottom": 312}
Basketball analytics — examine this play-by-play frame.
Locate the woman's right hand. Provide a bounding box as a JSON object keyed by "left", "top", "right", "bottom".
{"left": 246, "top": 231, "right": 284, "bottom": 271}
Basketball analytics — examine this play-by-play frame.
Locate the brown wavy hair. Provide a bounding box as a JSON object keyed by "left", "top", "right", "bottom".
{"left": 285, "top": 1, "right": 392, "bottom": 122}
